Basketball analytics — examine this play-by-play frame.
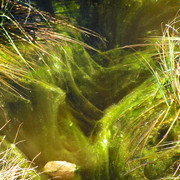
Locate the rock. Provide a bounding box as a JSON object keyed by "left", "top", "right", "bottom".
{"left": 44, "top": 161, "right": 77, "bottom": 180}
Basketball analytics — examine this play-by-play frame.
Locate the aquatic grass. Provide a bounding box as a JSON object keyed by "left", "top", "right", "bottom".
{"left": 0, "top": 0, "right": 102, "bottom": 98}
{"left": 0, "top": 3, "right": 109, "bottom": 178}
{"left": 0, "top": 122, "right": 41, "bottom": 180}
{"left": 137, "top": 18, "right": 180, "bottom": 157}
{"left": 122, "top": 100, "right": 179, "bottom": 178}
{"left": 149, "top": 17, "right": 180, "bottom": 106}
{"left": 114, "top": 19, "right": 180, "bottom": 172}
{"left": 0, "top": 44, "right": 32, "bottom": 96}
{"left": 123, "top": 143, "right": 179, "bottom": 178}
{"left": 0, "top": 1, "right": 33, "bottom": 67}
{"left": 97, "top": 74, "right": 179, "bottom": 179}
{"left": 0, "top": 1, "right": 179, "bottom": 179}
{"left": 109, "top": 19, "right": 180, "bottom": 178}
{"left": 0, "top": 148, "right": 39, "bottom": 180}
{"left": 0, "top": 1, "right": 41, "bottom": 96}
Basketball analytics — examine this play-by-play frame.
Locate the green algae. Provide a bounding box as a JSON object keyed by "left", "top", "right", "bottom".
{"left": 0, "top": 1, "right": 179, "bottom": 179}
{"left": 0, "top": 39, "right": 156, "bottom": 179}
{"left": 1, "top": 38, "right": 179, "bottom": 179}
{"left": 95, "top": 78, "right": 180, "bottom": 179}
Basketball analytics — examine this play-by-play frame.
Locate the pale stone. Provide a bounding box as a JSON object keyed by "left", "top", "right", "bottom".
{"left": 44, "top": 161, "right": 76, "bottom": 180}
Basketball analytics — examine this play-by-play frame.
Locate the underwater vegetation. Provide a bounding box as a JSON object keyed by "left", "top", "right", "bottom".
{"left": 0, "top": 0, "right": 179, "bottom": 179}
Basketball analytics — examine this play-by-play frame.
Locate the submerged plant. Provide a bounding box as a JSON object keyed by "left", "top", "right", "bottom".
{"left": 0, "top": 124, "right": 41, "bottom": 180}
{"left": 0, "top": 1, "right": 180, "bottom": 180}
{"left": 115, "top": 18, "right": 180, "bottom": 179}
{"left": 149, "top": 16, "right": 180, "bottom": 106}
{"left": 0, "top": 146, "right": 38, "bottom": 180}
{"left": 0, "top": 0, "right": 99, "bottom": 96}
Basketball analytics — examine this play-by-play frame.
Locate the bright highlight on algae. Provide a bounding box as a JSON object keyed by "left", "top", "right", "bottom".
{"left": 0, "top": 0, "right": 179, "bottom": 179}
